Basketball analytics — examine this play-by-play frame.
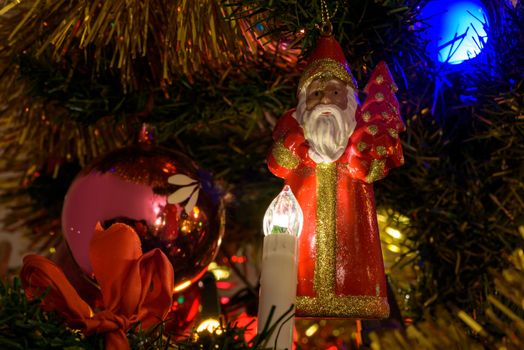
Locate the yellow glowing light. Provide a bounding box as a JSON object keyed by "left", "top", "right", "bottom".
{"left": 173, "top": 280, "right": 192, "bottom": 293}
{"left": 193, "top": 206, "right": 200, "bottom": 219}
{"left": 385, "top": 227, "right": 402, "bottom": 239}
{"left": 305, "top": 323, "right": 319, "bottom": 337}
{"left": 387, "top": 244, "right": 401, "bottom": 253}
{"left": 398, "top": 214, "right": 410, "bottom": 224}
{"left": 377, "top": 213, "right": 388, "bottom": 223}
{"left": 197, "top": 318, "right": 222, "bottom": 334}
{"left": 457, "top": 311, "right": 486, "bottom": 335}
{"left": 207, "top": 262, "right": 230, "bottom": 281}
{"left": 263, "top": 185, "right": 303, "bottom": 237}
{"left": 49, "top": 247, "right": 56, "bottom": 254}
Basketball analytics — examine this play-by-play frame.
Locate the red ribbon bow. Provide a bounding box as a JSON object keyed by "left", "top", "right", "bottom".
{"left": 21, "top": 223, "right": 174, "bottom": 350}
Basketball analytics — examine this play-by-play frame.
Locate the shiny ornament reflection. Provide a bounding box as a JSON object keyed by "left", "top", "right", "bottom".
{"left": 164, "top": 281, "right": 202, "bottom": 337}
{"left": 61, "top": 146, "right": 225, "bottom": 290}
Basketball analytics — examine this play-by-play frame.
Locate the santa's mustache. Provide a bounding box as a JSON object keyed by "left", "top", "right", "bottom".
{"left": 303, "top": 104, "right": 348, "bottom": 141}
{"left": 302, "top": 104, "right": 350, "bottom": 162}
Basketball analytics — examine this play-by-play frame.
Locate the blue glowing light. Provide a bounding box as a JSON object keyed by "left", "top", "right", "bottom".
{"left": 420, "top": 0, "right": 489, "bottom": 65}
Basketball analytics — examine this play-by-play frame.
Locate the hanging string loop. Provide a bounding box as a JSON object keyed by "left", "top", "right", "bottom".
{"left": 319, "top": 0, "right": 338, "bottom": 36}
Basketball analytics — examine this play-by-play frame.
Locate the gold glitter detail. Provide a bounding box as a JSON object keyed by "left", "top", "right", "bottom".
{"left": 296, "top": 295, "right": 389, "bottom": 319}
{"left": 358, "top": 142, "right": 368, "bottom": 152}
{"left": 296, "top": 166, "right": 315, "bottom": 177}
{"left": 381, "top": 111, "right": 389, "bottom": 119}
{"left": 314, "top": 163, "right": 337, "bottom": 298}
{"left": 375, "top": 92, "right": 384, "bottom": 101}
{"left": 362, "top": 111, "right": 371, "bottom": 122}
{"left": 367, "top": 125, "right": 378, "bottom": 135}
{"left": 299, "top": 58, "right": 357, "bottom": 92}
{"left": 294, "top": 158, "right": 391, "bottom": 319}
{"left": 376, "top": 146, "right": 387, "bottom": 156}
{"left": 375, "top": 74, "right": 384, "bottom": 84}
{"left": 388, "top": 128, "right": 399, "bottom": 139}
{"left": 272, "top": 140, "right": 300, "bottom": 169}
{"left": 366, "top": 159, "right": 386, "bottom": 183}
{"left": 391, "top": 83, "right": 399, "bottom": 92}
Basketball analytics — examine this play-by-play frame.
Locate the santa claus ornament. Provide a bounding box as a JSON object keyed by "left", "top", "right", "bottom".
{"left": 267, "top": 21, "right": 405, "bottom": 318}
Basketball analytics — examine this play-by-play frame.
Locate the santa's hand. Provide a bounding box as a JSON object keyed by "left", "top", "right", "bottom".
{"left": 281, "top": 131, "right": 309, "bottom": 160}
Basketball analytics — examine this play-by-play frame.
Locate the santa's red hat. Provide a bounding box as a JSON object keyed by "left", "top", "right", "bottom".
{"left": 298, "top": 35, "right": 357, "bottom": 92}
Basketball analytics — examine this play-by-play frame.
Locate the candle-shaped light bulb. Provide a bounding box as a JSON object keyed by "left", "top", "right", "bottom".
{"left": 263, "top": 185, "right": 303, "bottom": 237}
{"left": 258, "top": 185, "right": 303, "bottom": 350}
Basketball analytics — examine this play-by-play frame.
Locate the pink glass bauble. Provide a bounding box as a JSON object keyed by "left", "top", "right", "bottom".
{"left": 61, "top": 145, "right": 225, "bottom": 290}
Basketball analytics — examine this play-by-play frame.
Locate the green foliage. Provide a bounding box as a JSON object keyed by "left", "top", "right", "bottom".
{"left": 0, "top": 279, "right": 291, "bottom": 349}
{"left": 17, "top": 53, "right": 138, "bottom": 126}
{"left": 229, "top": 0, "right": 426, "bottom": 78}
{"left": 0, "top": 0, "right": 523, "bottom": 326}
{"left": 375, "top": 0, "right": 524, "bottom": 313}
{"left": 379, "top": 76, "right": 524, "bottom": 314}
{"left": 0, "top": 278, "right": 101, "bottom": 349}
{"left": 371, "top": 247, "right": 524, "bottom": 349}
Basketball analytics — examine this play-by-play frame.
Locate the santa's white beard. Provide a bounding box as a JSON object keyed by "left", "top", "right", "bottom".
{"left": 301, "top": 104, "right": 356, "bottom": 164}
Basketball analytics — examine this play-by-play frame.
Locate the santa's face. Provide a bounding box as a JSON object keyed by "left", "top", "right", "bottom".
{"left": 305, "top": 78, "right": 349, "bottom": 111}
{"left": 296, "top": 78, "right": 358, "bottom": 164}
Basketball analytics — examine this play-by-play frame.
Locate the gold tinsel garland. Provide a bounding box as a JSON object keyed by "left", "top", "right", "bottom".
{"left": 0, "top": 71, "right": 132, "bottom": 248}
{"left": 0, "top": 0, "right": 299, "bottom": 172}
{"left": 371, "top": 244, "right": 524, "bottom": 350}
{"left": 0, "top": 64, "right": 132, "bottom": 169}
{"left": 0, "top": 0, "right": 296, "bottom": 88}
{"left": 0, "top": 0, "right": 301, "bottom": 252}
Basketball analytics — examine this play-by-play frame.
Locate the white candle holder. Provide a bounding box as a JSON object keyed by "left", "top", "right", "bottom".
{"left": 258, "top": 185, "right": 303, "bottom": 350}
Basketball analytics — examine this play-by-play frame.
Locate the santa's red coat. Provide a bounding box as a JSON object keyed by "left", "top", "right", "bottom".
{"left": 267, "top": 70, "right": 404, "bottom": 318}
